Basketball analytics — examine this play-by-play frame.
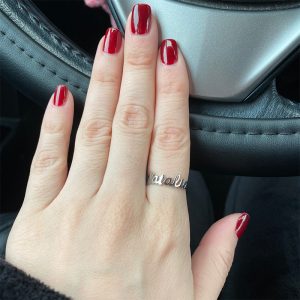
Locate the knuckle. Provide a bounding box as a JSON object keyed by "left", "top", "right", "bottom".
{"left": 80, "top": 119, "right": 112, "bottom": 146}
{"left": 42, "top": 119, "right": 66, "bottom": 136}
{"left": 125, "top": 45, "right": 155, "bottom": 69}
{"left": 27, "top": 179, "right": 55, "bottom": 199}
{"left": 32, "top": 149, "right": 65, "bottom": 173}
{"left": 116, "top": 104, "right": 151, "bottom": 133}
{"left": 159, "top": 76, "right": 188, "bottom": 98}
{"left": 154, "top": 125, "right": 189, "bottom": 152}
{"left": 92, "top": 71, "right": 119, "bottom": 87}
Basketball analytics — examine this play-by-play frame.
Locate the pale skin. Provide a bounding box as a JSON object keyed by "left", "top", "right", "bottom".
{"left": 6, "top": 6, "right": 247, "bottom": 300}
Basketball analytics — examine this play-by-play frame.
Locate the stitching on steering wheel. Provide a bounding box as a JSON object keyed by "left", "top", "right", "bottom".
{"left": 17, "top": 0, "right": 93, "bottom": 65}
{"left": 0, "top": 29, "right": 88, "bottom": 94}
{"left": 192, "top": 128, "right": 300, "bottom": 135}
{"left": 2, "top": 26, "right": 299, "bottom": 137}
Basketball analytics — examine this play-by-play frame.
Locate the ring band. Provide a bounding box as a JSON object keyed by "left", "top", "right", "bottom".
{"left": 147, "top": 172, "right": 188, "bottom": 190}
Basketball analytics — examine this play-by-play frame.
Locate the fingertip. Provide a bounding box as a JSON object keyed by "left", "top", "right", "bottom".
{"left": 157, "top": 40, "right": 188, "bottom": 73}
{"left": 45, "top": 85, "right": 74, "bottom": 131}
{"left": 159, "top": 39, "right": 178, "bottom": 66}
{"left": 156, "top": 40, "right": 189, "bottom": 97}
{"left": 199, "top": 213, "right": 249, "bottom": 247}
{"left": 101, "top": 28, "right": 124, "bottom": 55}
{"left": 213, "top": 212, "right": 251, "bottom": 240}
{"left": 90, "top": 30, "right": 124, "bottom": 85}
{"left": 126, "top": 4, "right": 156, "bottom": 37}
{"left": 49, "top": 85, "right": 73, "bottom": 108}
{"left": 235, "top": 212, "right": 250, "bottom": 239}
{"left": 124, "top": 4, "right": 158, "bottom": 44}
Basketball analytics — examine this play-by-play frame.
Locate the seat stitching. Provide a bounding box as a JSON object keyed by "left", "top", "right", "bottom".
{"left": 191, "top": 128, "right": 300, "bottom": 136}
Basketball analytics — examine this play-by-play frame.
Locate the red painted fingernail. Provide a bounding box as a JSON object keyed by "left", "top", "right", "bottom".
{"left": 131, "top": 4, "right": 151, "bottom": 34}
{"left": 160, "top": 39, "right": 178, "bottom": 65}
{"left": 235, "top": 212, "right": 250, "bottom": 239}
{"left": 103, "top": 28, "right": 122, "bottom": 54}
{"left": 53, "top": 85, "right": 68, "bottom": 106}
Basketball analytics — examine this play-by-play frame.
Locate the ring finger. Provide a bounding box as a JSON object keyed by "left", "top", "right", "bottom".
{"left": 147, "top": 39, "right": 190, "bottom": 207}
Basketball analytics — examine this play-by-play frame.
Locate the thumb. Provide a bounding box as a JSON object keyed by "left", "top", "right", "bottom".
{"left": 192, "top": 213, "right": 250, "bottom": 300}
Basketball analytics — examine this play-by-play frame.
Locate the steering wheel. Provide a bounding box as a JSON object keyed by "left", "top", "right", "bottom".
{"left": 0, "top": 0, "right": 299, "bottom": 176}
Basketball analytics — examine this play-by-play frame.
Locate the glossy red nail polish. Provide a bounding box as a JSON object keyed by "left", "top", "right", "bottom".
{"left": 103, "top": 28, "right": 122, "bottom": 54}
{"left": 160, "top": 39, "right": 178, "bottom": 65}
{"left": 235, "top": 212, "right": 250, "bottom": 239}
{"left": 53, "top": 85, "right": 68, "bottom": 106}
{"left": 131, "top": 4, "right": 151, "bottom": 34}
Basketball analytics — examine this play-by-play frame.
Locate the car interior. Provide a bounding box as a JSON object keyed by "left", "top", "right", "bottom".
{"left": 0, "top": 0, "right": 299, "bottom": 298}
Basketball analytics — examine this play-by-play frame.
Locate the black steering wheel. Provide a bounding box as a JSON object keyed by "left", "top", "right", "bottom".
{"left": 0, "top": 0, "right": 299, "bottom": 176}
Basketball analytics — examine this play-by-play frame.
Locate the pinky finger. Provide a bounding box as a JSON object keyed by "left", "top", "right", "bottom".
{"left": 23, "top": 85, "right": 74, "bottom": 212}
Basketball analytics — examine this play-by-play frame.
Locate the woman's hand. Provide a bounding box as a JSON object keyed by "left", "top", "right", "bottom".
{"left": 5, "top": 4, "right": 249, "bottom": 299}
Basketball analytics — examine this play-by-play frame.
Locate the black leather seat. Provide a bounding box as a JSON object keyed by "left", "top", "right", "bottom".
{"left": 0, "top": 213, "right": 17, "bottom": 258}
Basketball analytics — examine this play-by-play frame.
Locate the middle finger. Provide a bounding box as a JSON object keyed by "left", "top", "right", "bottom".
{"left": 103, "top": 4, "right": 158, "bottom": 192}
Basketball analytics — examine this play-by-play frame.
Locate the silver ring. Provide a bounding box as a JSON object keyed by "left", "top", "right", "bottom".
{"left": 147, "top": 172, "right": 188, "bottom": 190}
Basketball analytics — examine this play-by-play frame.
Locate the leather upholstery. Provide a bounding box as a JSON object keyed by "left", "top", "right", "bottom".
{"left": 0, "top": 213, "right": 16, "bottom": 258}
{"left": 0, "top": 0, "right": 299, "bottom": 175}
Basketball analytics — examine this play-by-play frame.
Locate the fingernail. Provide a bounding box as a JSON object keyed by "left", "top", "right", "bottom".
{"left": 53, "top": 85, "right": 68, "bottom": 106}
{"left": 103, "top": 28, "right": 122, "bottom": 54}
{"left": 131, "top": 4, "right": 151, "bottom": 34}
{"left": 160, "top": 39, "right": 178, "bottom": 65}
{"left": 235, "top": 212, "right": 250, "bottom": 239}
